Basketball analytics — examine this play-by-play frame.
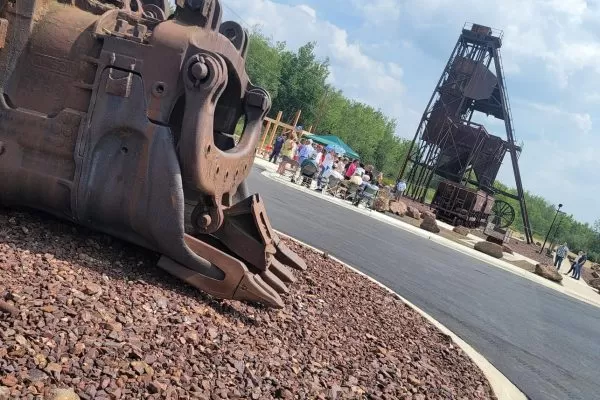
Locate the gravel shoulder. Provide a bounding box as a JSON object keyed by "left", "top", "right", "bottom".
{"left": 1, "top": 208, "right": 494, "bottom": 399}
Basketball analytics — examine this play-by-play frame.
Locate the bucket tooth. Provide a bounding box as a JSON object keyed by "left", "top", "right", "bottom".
{"left": 260, "top": 269, "right": 289, "bottom": 294}
{"left": 270, "top": 258, "right": 296, "bottom": 284}
{"left": 233, "top": 274, "right": 284, "bottom": 309}
{"left": 157, "top": 234, "right": 288, "bottom": 308}
{"left": 273, "top": 238, "right": 307, "bottom": 271}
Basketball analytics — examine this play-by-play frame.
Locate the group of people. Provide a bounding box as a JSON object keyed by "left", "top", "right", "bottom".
{"left": 269, "top": 130, "right": 384, "bottom": 188}
{"left": 553, "top": 243, "right": 588, "bottom": 280}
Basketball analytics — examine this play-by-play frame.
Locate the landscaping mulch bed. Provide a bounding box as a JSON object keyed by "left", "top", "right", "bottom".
{"left": 0, "top": 208, "right": 495, "bottom": 400}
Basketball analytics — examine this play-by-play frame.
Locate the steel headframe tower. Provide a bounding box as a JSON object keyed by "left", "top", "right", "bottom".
{"left": 397, "top": 22, "right": 533, "bottom": 243}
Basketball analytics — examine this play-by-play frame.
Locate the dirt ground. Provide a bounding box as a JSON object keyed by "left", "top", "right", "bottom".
{"left": 468, "top": 229, "right": 552, "bottom": 265}
{"left": 0, "top": 207, "right": 495, "bottom": 400}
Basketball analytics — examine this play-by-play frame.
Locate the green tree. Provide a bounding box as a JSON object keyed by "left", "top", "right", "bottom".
{"left": 246, "top": 31, "right": 285, "bottom": 101}
{"left": 270, "top": 42, "right": 330, "bottom": 124}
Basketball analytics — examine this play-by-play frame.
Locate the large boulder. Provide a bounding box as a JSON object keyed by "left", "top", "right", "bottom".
{"left": 406, "top": 206, "right": 421, "bottom": 219}
{"left": 535, "top": 264, "right": 563, "bottom": 283}
{"left": 420, "top": 211, "right": 436, "bottom": 219}
{"left": 474, "top": 241, "right": 503, "bottom": 259}
{"left": 453, "top": 225, "right": 470, "bottom": 236}
{"left": 372, "top": 196, "right": 390, "bottom": 212}
{"left": 591, "top": 263, "right": 600, "bottom": 271}
{"left": 420, "top": 214, "right": 440, "bottom": 234}
{"left": 373, "top": 188, "right": 392, "bottom": 212}
{"left": 588, "top": 278, "right": 600, "bottom": 291}
{"left": 389, "top": 200, "right": 407, "bottom": 216}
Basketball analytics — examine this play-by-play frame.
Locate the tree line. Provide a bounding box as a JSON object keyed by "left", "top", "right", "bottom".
{"left": 494, "top": 183, "right": 600, "bottom": 261}
{"left": 246, "top": 31, "right": 411, "bottom": 180}
{"left": 245, "top": 30, "right": 600, "bottom": 261}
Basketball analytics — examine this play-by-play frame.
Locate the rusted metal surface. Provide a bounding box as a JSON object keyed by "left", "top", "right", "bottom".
{"left": 0, "top": 18, "right": 7, "bottom": 49}
{"left": 0, "top": 0, "right": 306, "bottom": 308}
{"left": 431, "top": 180, "right": 494, "bottom": 228}
{"left": 398, "top": 22, "right": 533, "bottom": 240}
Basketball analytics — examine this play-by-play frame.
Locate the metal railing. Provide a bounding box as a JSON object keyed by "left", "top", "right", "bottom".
{"left": 463, "top": 22, "right": 504, "bottom": 40}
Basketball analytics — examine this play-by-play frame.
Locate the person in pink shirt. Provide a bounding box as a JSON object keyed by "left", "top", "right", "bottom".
{"left": 344, "top": 159, "right": 359, "bottom": 180}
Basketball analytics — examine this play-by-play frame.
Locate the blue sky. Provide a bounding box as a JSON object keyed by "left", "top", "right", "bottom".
{"left": 220, "top": 0, "right": 600, "bottom": 225}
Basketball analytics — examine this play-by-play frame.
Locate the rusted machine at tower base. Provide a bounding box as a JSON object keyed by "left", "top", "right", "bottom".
{"left": 0, "top": 0, "right": 306, "bottom": 308}
{"left": 431, "top": 180, "right": 494, "bottom": 228}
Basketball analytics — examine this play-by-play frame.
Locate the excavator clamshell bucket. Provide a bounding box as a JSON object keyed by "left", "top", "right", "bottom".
{"left": 0, "top": 0, "right": 305, "bottom": 308}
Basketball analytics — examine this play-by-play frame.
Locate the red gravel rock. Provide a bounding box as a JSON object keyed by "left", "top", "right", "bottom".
{"left": 0, "top": 208, "right": 495, "bottom": 399}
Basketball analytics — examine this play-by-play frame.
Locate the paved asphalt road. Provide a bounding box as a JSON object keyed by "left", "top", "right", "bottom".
{"left": 247, "top": 168, "right": 600, "bottom": 400}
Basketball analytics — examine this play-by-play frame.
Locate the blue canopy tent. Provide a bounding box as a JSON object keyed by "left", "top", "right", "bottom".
{"left": 303, "top": 134, "right": 360, "bottom": 160}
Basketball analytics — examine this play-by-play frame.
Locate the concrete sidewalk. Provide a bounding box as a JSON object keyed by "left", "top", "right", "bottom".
{"left": 253, "top": 156, "right": 600, "bottom": 308}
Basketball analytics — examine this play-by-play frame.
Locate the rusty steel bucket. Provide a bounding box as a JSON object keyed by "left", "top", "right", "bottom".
{"left": 0, "top": 0, "right": 306, "bottom": 308}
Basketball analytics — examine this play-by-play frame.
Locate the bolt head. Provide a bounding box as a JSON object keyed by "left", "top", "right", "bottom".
{"left": 199, "top": 214, "right": 212, "bottom": 227}
{"left": 246, "top": 90, "right": 270, "bottom": 112}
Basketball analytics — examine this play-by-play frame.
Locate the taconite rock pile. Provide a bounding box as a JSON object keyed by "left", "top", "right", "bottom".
{"left": 0, "top": 209, "right": 495, "bottom": 399}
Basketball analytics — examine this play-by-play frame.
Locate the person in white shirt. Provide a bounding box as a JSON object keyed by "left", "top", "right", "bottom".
{"left": 319, "top": 149, "right": 335, "bottom": 175}
{"left": 395, "top": 180, "right": 407, "bottom": 200}
{"left": 314, "top": 146, "right": 324, "bottom": 165}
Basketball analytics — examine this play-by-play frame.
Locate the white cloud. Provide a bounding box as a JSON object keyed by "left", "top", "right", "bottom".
{"left": 547, "top": 0, "right": 588, "bottom": 21}
{"left": 351, "top": 0, "right": 401, "bottom": 23}
{"left": 296, "top": 4, "right": 316, "bottom": 20}
{"left": 393, "top": 0, "right": 600, "bottom": 86}
{"left": 223, "top": 0, "right": 408, "bottom": 134}
{"left": 583, "top": 92, "right": 600, "bottom": 104}
{"left": 519, "top": 100, "right": 593, "bottom": 135}
{"left": 387, "top": 62, "right": 404, "bottom": 78}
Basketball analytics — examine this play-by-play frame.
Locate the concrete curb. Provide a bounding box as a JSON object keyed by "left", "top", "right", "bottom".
{"left": 276, "top": 231, "right": 527, "bottom": 400}
{"left": 261, "top": 170, "right": 600, "bottom": 309}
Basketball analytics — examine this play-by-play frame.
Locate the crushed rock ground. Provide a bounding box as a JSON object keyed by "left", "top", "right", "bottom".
{"left": 1, "top": 208, "right": 495, "bottom": 400}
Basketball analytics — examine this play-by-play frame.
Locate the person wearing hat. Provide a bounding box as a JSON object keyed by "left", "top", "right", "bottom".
{"left": 298, "top": 138, "right": 315, "bottom": 165}
{"left": 564, "top": 251, "right": 586, "bottom": 279}
{"left": 572, "top": 251, "right": 587, "bottom": 280}
{"left": 554, "top": 242, "right": 569, "bottom": 270}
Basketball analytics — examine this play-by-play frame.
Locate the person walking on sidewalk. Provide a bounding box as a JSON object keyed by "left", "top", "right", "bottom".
{"left": 564, "top": 251, "right": 587, "bottom": 280}
{"left": 554, "top": 243, "right": 569, "bottom": 270}
{"left": 572, "top": 252, "right": 587, "bottom": 280}
{"left": 564, "top": 252, "right": 581, "bottom": 276}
